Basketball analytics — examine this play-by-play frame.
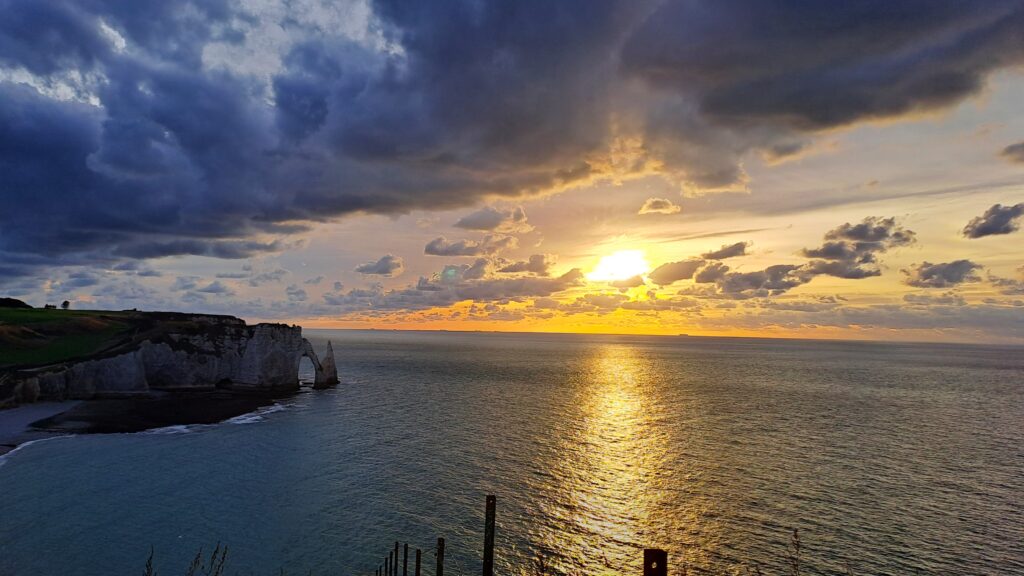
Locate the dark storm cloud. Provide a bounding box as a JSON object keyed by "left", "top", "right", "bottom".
{"left": 320, "top": 268, "right": 585, "bottom": 313}
{"left": 285, "top": 284, "right": 308, "bottom": 302}
{"left": 653, "top": 216, "right": 916, "bottom": 299}
{"left": 962, "top": 203, "right": 1024, "bottom": 238}
{"left": 112, "top": 239, "right": 288, "bottom": 260}
{"left": 1001, "top": 142, "right": 1024, "bottom": 164}
{"left": 648, "top": 259, "right": 704, "bottom": 285}
{"left": 3, "top": 0, "right": 1023, "bottom": 286}
{"left": 498, "top": 254, "right": 555, "bottom": 276}
{"left": 247, "top": 268, "right": 289, "bottom": 287}
{"left": 195, "top": 280, "right": 234, "bottom": 295}
{"left": 64, "top": 270, "right": 102, "bottom": 288}
{"left": 92, "top": 279, "right": 158, "bottom": 303}
{"left": 701, "top": 241, "right": 749, "bottom": 260}
{"left": 454, "top": 207, "right": 532, "bottom": 233}
{"left": 610, "top": 275, "right": 645, "bottom": 290}
{"left": 686, "top": 264, "right": 810, "bottom": 300}
{"left": 0, "top": 0, "right": 111, "bottom": 75}
{"left": 801, "top": 217, "right": 916, "bottom": 278}
{"left": 424, "top": 236, "right": 517, "bottom": 257}
{"left": 903, "top": 260, "right": 983, "bottom": 288}
{"left": 990, "top": 267, "right": 1024, "bottom": 295}
{"left": 904, "top": 292, "right": 966, "bottom": 306}
{"left": 693, "top": 261, "right": 729, "bottom": 283}
{"left": 355, "top": 255, "right": 405, "bottom": 276}
{"left": 622, "top": 1, "right": 1024, "bottom": 130}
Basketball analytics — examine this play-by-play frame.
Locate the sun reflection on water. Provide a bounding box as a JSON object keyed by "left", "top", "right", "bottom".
{"left": 540, "top": 345, "right": 674, "bottom": 575}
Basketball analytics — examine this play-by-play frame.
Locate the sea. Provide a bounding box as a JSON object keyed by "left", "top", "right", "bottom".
{"left": 1, "top": 330, "right": 1022, "bottom": 575}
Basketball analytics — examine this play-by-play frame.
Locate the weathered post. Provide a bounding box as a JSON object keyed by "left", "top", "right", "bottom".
{"left": 404, "top": 543, "right": 409, "bottom": 576}
{"left": 643, "top": 549, "right": 667, "bottom": 576}
{"left": 394, "top": 542, "right": 400, "bottom": 576}
{"left": 415, "top": 549, "right": 422, "bottom": 576}
{"left": 436, "top": 537, "right": 445, "bottom": 576}
{"left": 483, "top": 495, "right": 496, "bottom": 576}
{"left": 386, "top": 554, "right": 391, "bottom": 576}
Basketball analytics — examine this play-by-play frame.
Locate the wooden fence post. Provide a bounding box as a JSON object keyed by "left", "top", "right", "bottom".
{"left": 436, "top": 537, "right": 445, "bottom": 576}
{"left": 483, "top": 495, "right": 496, "bottom": 576}
{"left": 415, "top": 549, "right": 421, "bottom": 576}
{"left": 643, "top": 549, "right": 667, "bottom": 576}
{"left": 386, "top": 553, "right": 391, "bottom": 576}
{"left": 394, "top": 542, "right": 399, "bottom": 576}
{"left": 404, "top": 543, "right": 409, "bottom": 576}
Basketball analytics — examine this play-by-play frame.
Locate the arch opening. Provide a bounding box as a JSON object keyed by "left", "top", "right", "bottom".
{"left": 298, "top": 355, "right": 316, "bottom": 386}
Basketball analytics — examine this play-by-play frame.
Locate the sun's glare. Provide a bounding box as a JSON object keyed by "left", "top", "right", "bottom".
{"left": 586, "top": 250, "right": 650, "bottom": 281}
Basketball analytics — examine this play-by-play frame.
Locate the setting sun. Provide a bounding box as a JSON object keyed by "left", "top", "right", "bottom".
{"left": 586, "top": 250, "right": 650, "bottom": 282}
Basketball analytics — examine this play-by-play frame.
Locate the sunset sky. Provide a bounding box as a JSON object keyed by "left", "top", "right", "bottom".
{"left": 2, "top": 0, "right": 1024, "bottom": 342}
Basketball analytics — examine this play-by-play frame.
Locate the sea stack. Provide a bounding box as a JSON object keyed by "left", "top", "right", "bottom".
{"left": 313, "top": 341, "right": 339, "bottom": 390}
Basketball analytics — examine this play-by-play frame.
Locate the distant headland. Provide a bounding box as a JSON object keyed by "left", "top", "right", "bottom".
{"left": 0, "top": 298, "right": 337, "bottom": 451}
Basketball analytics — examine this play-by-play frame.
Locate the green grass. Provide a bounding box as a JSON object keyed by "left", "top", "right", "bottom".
{"left": 0, "top": 308, "right": 136, "bottom": 368}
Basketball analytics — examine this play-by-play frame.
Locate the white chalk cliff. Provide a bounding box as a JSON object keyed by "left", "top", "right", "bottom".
{"left": 1, "top": 318, "right": 338, "bottom": 406}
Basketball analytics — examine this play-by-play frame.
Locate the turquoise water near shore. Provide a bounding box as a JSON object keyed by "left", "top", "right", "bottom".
{"left": 1, "top": 331, "right": 1022, "bottom": 574}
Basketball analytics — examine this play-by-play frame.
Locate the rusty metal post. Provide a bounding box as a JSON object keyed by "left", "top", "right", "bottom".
{"left": 415, "top": 549, "right": 421, "bottom": 576}
{"left": 483, "top": 495, "right": 496, "bottom": 576}
{"left": 643, "top": 549, "right": 667, "bottom": 576}
{"left": 436, "top": 537, "right": 445, "bottom": 576}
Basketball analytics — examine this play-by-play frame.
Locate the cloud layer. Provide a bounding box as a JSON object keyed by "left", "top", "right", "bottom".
{"left": 963, "top": 203, "right": 1024, "bottom": 238}
{"left": 3, "top": 0, "right": 1024, "bottom": 283}
{"left": 355, "top": 254, "right": 405, "bottom": 276}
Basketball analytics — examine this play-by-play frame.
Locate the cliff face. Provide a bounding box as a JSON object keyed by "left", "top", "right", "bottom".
{"left": 0, "top": 317, "right": 338, "bottom": 407}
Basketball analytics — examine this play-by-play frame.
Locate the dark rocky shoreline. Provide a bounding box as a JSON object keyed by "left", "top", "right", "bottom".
{"left": 31, "top": 391, "right": 288, "bottom": 434}
{"left": 0, "top": 390, "right": 295, "bottom": 456}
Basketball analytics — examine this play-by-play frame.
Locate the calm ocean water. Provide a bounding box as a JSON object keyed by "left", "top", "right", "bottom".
{"left": 1, "top": 331, "right": 1022, "bottom": 575}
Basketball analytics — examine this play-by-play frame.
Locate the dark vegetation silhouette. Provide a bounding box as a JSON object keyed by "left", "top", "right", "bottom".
{"left": 142, "top": 528, "right": 864, "bottom": 569}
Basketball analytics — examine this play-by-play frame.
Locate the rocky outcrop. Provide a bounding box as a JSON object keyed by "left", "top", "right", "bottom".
{"left": 300, "top": 338, "right": 340, "bottom": 389}
{"left": 0, "top": 317, "right": 339, "bottom": 407}
{"left": 315, "top": 341, "right": 339, "bottom": 389}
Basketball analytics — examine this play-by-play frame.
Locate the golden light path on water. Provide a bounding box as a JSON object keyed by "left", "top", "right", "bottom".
{"left": 538, "top": 345, "right": 679, "bottom": 575}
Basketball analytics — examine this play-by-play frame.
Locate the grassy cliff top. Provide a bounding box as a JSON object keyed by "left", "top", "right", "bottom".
{"left": 0, "top": 308, "right": 246, "bottom": 370}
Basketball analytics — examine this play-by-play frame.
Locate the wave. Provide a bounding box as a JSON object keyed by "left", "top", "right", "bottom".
{"left": 0, "top": 435, "right": 71, "bottom": 469}
{"left": 142, "top": 402, "right": 289, "bottom": 433}
{"left": 225, "top": 403, "right": 287, "bottom": 425}
{"left": 5, "top": 402, "right": 291, "bottom": 465}
{"left": 142, "top": 424, "right": 196, "bottom": 435}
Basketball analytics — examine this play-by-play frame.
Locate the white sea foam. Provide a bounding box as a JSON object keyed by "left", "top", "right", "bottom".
{"left": 0, "top": 435, "right": 70, "bottom": 468}
{"left": 225, "top": 403, "right": 286, "bottom": 425}
{"left": 143, "top": 424, "right": 196, "bottom": 435}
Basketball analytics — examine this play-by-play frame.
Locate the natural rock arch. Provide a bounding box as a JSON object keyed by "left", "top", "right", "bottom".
{"left": 300, "top": 339, "right": 339, "bottom": 389}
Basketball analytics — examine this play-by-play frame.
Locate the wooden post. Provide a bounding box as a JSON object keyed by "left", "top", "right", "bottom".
{"left": 643, "top": 549, "right": 667, "bottom": 576}
{"left": 404, "top": 543, "right": 409, "bottom": 576}
{"left": 483, "top": 495, "right": 496, "bottom": 576}
{"left": 394, "top": 542, "right": 399, "bottom": 576}
{"left": 436, "top": 537, "right": 445, "bottom": 576}
{"left": 386, "top": 554, "right": 390, "bottom": 576}
{"left": 415, "top": 549, "right": 421, "bottom": 576}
